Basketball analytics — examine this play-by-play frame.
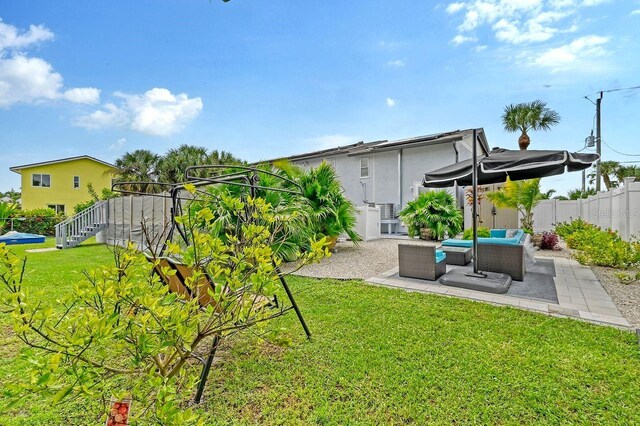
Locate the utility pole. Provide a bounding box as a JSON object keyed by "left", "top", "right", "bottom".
{"left": 595, "top": 91, "right": 603, "bottom": 191}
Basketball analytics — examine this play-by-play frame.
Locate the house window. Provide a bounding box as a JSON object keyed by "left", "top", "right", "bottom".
{"left": 47, "top": 204, "right": 65, "bottom": 214}
{"left": 360, "top": 158, "right": 370, "bottom": 178}
{"left": 73, "top": 176, "right": 80, "bottom": 189}
{"left": 32, "top": 173, "right": 51, "bottom": 187}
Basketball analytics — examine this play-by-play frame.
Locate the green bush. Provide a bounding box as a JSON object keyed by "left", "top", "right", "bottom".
{"left": 0, "top": 201, "right": 19, "bottom": 233}
{"left": 10, "top": 208, "right": 65, "bottom": 236}
{"left": 554, "top": 218, "right": 596, "bottom": 241}
{"left": 554, "top": 219, "right": 640, "bottom": 268}
{"left": 462, "top": 227, "right": 490, "bottom": 240}
{"left": 399, "top": 190, "right": 463, "bottom": 240}
{"left": 73, "top": 199, "right": 96, "bottom": 214}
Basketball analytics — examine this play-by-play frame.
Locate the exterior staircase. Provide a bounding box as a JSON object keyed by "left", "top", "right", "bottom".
{"left": 55, "top": 200, "right": 109, "bottom": 249}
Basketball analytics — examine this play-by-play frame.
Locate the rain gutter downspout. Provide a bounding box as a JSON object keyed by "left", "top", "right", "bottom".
{"left": 398, "top": 149, "right": 403, "bottom": 209}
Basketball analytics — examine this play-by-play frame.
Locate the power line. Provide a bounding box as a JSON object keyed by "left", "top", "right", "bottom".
{"left": 585, "top": 85, "right": 640, "bottom": 98}
{"left": 602, "top": 140, "right": 640, "bottom": 157}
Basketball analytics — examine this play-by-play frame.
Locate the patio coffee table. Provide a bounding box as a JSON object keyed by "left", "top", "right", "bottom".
{"left": 441, "top": 246, "right": 472, "bottom": 266}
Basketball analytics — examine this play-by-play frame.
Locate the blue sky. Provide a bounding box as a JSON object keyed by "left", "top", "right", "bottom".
{"left": 1, "top": 0, "right": 639, "bottom": 197}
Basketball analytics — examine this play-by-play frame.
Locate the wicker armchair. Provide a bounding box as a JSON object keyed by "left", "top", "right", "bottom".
{"left": 398, "top": 244, "right": 447, "bottom": 281}
{"left": 476, "top": 243, "right": 525, "bottom": 281}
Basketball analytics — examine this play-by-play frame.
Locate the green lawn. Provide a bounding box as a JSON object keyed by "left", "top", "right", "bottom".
{"left": 1, "top": 241, "right": 639, "bottom": 425}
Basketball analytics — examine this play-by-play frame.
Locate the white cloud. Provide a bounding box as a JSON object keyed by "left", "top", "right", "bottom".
{"left": 307, "top": 134, "right": 356, "bottom": 150}
{"left": 0, "top": 18, "right": 54, "bottom": 52}
{"left": 387, "top": 59, "right": 405, "bottom": 67}
{"left": 386, "top": 97, "right": 397, "bottom": 107}
{"left": 582, "top": 0, "right": 608, "bottom": 6}
{"left": 531, "top": 34, "right": 610, "bottom": 71}
{"left": 0, "top": 19, "right": 100, "bottom": 108}
{"left": 445, "top": 0, "right": 594, "bottom": 46}
{"left": 62, "top": 87, "right": 101, "bottom": 104}
{"left": 109, "top": 137, "right": 126, "bottom": 151}
{"left": 493, "top": 18, "right": 556, "bottom": 43}
{"left": 451, "top": 34, "right": 478, "bottom": 45}
{"left": 474, "top": 44, "right": 488, "bottom": 51}
{"left": 631, "top": 9, "right": 640, "bottom": 16}
{"left": 446, "top": 2, "right": 466, "bottom": 13}
{"left": 75, "top": 88, "right": 203, "bottom": 137}
{"left": 0, "top": 55, "right": 62, "bottom": 106}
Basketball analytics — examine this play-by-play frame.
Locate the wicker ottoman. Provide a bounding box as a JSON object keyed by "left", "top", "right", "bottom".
{"left": 441, "top": 246, "right": 472, "bottom": 266}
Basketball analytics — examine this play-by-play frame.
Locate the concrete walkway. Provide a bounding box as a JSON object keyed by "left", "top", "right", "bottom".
{"left": 368, "top": 257, "right": 631, "bottom": 329}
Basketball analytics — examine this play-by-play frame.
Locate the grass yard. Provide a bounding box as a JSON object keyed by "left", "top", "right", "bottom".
{"left": 1, "top": 241, "right": 640, "bottom": 425}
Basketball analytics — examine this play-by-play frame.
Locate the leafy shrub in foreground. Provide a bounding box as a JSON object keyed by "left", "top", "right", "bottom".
{"left": 0, "top": 193, "right": 329, "bottom": 424}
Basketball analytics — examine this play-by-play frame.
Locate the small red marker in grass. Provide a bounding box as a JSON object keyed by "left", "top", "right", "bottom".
{"left": 106, "top": 399, "right": 131, "bottom": 426}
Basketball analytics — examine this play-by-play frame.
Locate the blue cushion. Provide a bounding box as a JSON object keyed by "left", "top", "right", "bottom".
{"left": 435, "top": 250, "right": 446, "bottom": 263}
{"left": 441, "top": 239, "right": 472, "bottom": 248}
{"left": 479, "top": 237, "right": 520, "bottom": 245}
{"left": 490, "top": 229, "right": 507, "bottom": 238}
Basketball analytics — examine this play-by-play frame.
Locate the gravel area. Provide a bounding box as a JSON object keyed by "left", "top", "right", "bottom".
{"left": 591, "top": 267, "right": 640, "bottom": 328}
{"left": 281, "top": 238, "right": 436, "bottom": 280}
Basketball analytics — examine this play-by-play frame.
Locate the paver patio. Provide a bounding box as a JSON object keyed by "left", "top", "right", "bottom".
{"left": 368, "top": 256, "right": 631, "bottom": 329}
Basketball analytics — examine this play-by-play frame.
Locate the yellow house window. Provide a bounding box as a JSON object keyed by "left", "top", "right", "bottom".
{"left": 73, "top": 176, "right": 80, "bottom": 189}
{"left": 47, "top": 204, "right": 65, "bottom": 214}
{"left": 32, "top": 173, "right": 51, "bottom": 187}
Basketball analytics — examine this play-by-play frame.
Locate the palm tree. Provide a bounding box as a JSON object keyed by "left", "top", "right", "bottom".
{"left": 157, "top": 145, "right": 244, "bottom": 183}
{"left": 112, "top": 149, "right": 161, "bottom": 192}
{"left": 157, "top": 145, "right": 209, "bottom": 183}
{"left": 501, "top": 100, "right": 561, "bottom": 150}
{"left": 615, "top": 165, "right": 640, "bottom": 184}
{"left": 588, "top": 161, "right": 621, "bottom": 191}
{"left": 486, "top": 178, "right": 545, "bottom": 232}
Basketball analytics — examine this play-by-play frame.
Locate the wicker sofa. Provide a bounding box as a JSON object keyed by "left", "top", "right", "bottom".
{"left": 441, "top": 229, "right": 527, "bottom": 281}
{"left": 398, "top": 244, "right": 447, "bottom": 281}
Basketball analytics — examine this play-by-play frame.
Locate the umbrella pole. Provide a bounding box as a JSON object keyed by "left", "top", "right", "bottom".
{"left": 468, "top": 129, "right": 486, "bottom": 278}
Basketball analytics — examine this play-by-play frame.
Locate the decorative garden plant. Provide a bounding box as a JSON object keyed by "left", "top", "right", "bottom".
{"left": 399, "top": 190, "right": 463, "bottom": 241}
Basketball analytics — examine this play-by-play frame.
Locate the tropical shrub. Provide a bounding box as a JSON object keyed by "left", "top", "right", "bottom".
{"left": 0, "top": 201, "right": 19, "bottom": 232}
{"left": 0, "top": 193, "right": 329, "bottom": 424}
{"left": 554, "top": 218, "right": 597, "bottom": 242}
{"left": 540, "top": 231, "right": 559, "bottom": 250}
{"left": 486, "top": 178, "right": 545, "bottom": 233}
{"left": 462, "top": 227, "right": 490, "bottom": 240}
{"left": 296, "top": 161, "right": 360, "bottom": 243}
{"left": 399, "top": 190, "right": 463, "bottom": 240}
{"left": 10, "top": 208, "right": 64, "bottom": 236}
{"left": 554, "top": 219, "right": 640, "bottom": 268}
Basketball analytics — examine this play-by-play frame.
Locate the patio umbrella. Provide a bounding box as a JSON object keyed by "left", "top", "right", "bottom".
{"left": 423, "top": 147, "right": 599, "bottom": 188}
{"left": 422, "top": 129, "right": 599, "bottom": 276}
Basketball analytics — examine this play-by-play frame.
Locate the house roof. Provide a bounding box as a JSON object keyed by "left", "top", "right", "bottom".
{"left": 269, "top": 128, "right": 490, "bottom": 163}
{"left": 9, "top": 155, "right": 117, "bottom": 174}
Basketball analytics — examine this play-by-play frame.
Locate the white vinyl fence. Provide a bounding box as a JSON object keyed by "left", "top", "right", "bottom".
{"left": 531, "top": 178, "right": 640, "bottom": 240}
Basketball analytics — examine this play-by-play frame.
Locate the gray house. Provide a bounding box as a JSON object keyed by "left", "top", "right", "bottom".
{"left": 276, "top": 128, "right": 491, "bottom": 237}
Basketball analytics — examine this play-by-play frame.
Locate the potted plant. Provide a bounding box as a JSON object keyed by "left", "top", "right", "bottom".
{"left": 399, "top": 190, "right": 463, "bottom": 240}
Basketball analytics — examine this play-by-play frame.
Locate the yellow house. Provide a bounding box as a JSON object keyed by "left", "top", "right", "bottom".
{"left": 10, "top": 156, "right": 118, "bottom": 213}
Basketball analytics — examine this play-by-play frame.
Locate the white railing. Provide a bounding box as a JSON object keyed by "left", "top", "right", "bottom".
{"left": 55, "top": 201, "right": 109, "bottom": 249}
